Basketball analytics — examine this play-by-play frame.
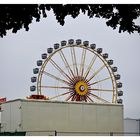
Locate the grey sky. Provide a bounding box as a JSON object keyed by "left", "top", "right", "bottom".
{"left": 0, "top": 10, "right": 140, "bottom": 118}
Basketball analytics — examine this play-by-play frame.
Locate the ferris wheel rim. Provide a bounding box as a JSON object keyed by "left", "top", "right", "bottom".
{"left": 29, "top": 39, "right": 123, "bottom": 104}
{"left": 36, "top": 44, "right": 117, "bottom": 103}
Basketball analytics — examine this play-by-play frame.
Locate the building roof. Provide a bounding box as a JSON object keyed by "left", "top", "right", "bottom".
{"left": 1, "top": 98, "right": 123, "bottom": 107}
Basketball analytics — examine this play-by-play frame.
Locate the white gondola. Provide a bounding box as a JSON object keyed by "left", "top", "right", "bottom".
{"left": 117, "top": 99, "right": 123, "bottom": 104}
{"left": 61, "top": 40, "right": 67, "bottom": 46}
{"left": 47, "top": 48, "right": 53, "bottom": 54}
{"left": 41, "top": 53, "right": 47, "bottom": 59}
{"left": 76, "top": 39, "right": 81, "bottom": 45}
{"left": 103, "top": 53, "right": 108, "bottom": 59}
{"left": 37, "top": 60, "right": 42, "bottom": 66}
{"left": 112, "top": 67, "right": 117, "bottom": 72}
{"left": 31, "top": 77, "right": 37, "bottom": 83}
{"left": 83, "top": 41, "right": 89, "bottom": 46}
{"left": 108, "top": 60, "right": 113, "bottom": 65}
{"left": 97, "top": 48, "right": 102, "bottom": 54}
{"left": 68, "top": 39, "right": 74, "bottom": 45}
{"left": 33, "top": 68, "right": 39, "bottom": 74}
{"left": 117, "top": 82, "right": 122, "bottom": 88}
{"left": 118, "top": 91, "right": 123, "bottom": 96}
{"left": 54, "top": 43, "right": 59, "bottom": 49}
{"left": 90, "top": 44, "right": 96, "bottom": 50}
{"left": 30, "top": 86, "right": 36, "bottom": 91}
{"left": 115, "top": 74, "right": 121, "bottom": 80}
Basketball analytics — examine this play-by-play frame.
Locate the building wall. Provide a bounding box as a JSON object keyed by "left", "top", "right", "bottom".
{"left": 1, "top": 99, "right": 124, "bottom": 136}
{"left": 124, "top": 118, "right": 140, "bottom": 136}
{"left": 0, "top": 112, "right": 1, "bottom": 124}
{"left": 1, "top": 100, "right": 22, "bottom": 132}
{"left": 0, "top": 112, "right": 1, "bottom": 132}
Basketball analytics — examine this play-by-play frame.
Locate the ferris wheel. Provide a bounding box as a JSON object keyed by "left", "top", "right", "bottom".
{"left": 29, "top": 39, "right": 123, "bottom": 104}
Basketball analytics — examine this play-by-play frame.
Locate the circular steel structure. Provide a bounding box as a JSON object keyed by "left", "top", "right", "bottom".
{"left": 30, "top": 39, "right": 123, "bottom": 104}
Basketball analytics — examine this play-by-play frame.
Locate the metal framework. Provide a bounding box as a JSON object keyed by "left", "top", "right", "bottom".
{"left": 29, "top": 39, "right": 123, "bottom": 104}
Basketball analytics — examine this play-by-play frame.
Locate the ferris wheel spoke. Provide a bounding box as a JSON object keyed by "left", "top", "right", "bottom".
{"left": 75, "top": 94, "right": 80, "bottom": 101}
{"left": 49, "top": 91, "right": 73, "bottom": 100}
{"left": 43, "top": 71, "right": 70, "bottom": 85}
{"left": 70, "top": 47, "right": 79, "bottom": 77}
{"left": 65, "top": 93, "right": 75, "bottom": 101}
{"left": 72, "top": 94, "right": 78, "bottom": 101}
{"left": 87, "top": 64, "right": 106, "bottom": 82}
{"left": 84, "top": 54, "right": 97, "bottom": 80}
{"left": 50, "top": 58, "right": 73, "bottom": 82}
{"left": 85, "top": 95, "right": 94, "bottom": 102}
{"left": 41, "top": 85, "right": 72, "bottom": 89}
{"left": 89, "top": 77, "right": 111, "bottom": 86}
{"left": 83, "top": 95, "right": 87, "bottom": 102}
{"left": 89, "top": 88, "right": 114, "bottom": 92}
{"left": 79, "top": 47, "right": 86, "bottom": 77}
{"left": 89, "top": 93, "right": 109, "bottom": 103}
{"left": 59, "top": 50, "right": 75, "bottom": 79}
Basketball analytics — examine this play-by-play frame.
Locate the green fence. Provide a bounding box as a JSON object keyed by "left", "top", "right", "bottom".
{"left": 0, "top": 132, "right": 26, "bottom": 136}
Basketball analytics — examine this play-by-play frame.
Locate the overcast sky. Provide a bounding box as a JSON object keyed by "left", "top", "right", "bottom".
{"left": 0, "top": 10, "right": 140, "bottom": 118}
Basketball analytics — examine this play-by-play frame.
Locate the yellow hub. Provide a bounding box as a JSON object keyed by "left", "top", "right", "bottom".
{"left": 75, "top": 81, "right": 88, "bottom": 95}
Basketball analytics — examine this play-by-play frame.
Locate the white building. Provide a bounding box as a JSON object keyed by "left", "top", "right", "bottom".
{"left": 0, "top": 111, "right": 1, "bottom": 132}
{"left": 124, "top": 118, "right": 140, "bottom": 136}
{"left": 0, "top": 99, "right": 140, "bottom": 136}
{"left": 0, "top": 99, "right": 123, "bottom": 136}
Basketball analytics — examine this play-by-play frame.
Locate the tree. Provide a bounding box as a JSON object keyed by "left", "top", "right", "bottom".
{"left": 0, "top": 4, "right": 140, "bottom": 37}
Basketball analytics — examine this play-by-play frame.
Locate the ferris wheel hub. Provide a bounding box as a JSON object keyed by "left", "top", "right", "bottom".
{"left": 80, "top": 85, "right": 85, "bottom": 91}
{"left": 75, "top": 81, "right": 88, "bottom": 96}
